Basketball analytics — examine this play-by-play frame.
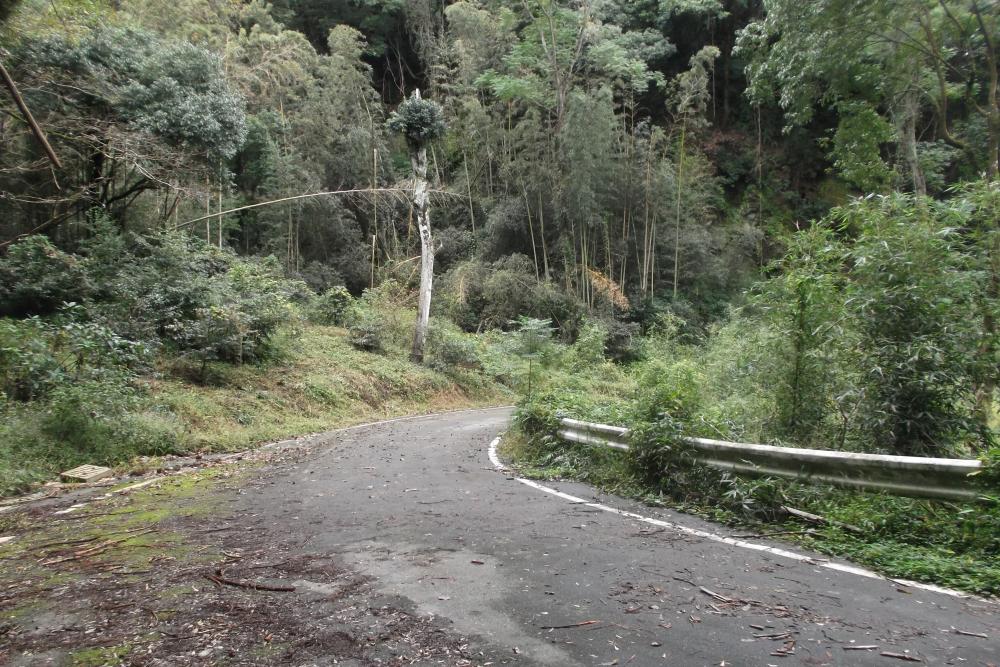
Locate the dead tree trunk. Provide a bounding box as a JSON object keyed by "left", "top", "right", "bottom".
{"left": 409, "top": 94, "right": 434, "bottom": 364}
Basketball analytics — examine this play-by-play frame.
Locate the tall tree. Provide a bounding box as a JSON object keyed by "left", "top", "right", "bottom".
{"left": 737, "top": 0, "right": 1000, "bottom": 187}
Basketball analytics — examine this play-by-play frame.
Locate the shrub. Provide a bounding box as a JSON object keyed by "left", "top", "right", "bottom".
{"left": 0, "top": 380, "right": 184, "bottom": 495}
{"left": 428, "top": 322, "right": 481, "bottom": 371}
{"left": 755, "top": 224, "right": 847, "bottom": 444}
{"left": 438, "top": 257, "right": 584, "bottom": 338}
{"left": 0, "top": 312, "right": 145, "bottom": 401}
{"left": 837, "top": 196, "right": 982, "bottom": 454}
{"left": 603, "top": 319, "right": 641, "bottom": 362}
{"left": 221, "top": 255, "right": 298, "bottom": 362}
{"left": 81, "top": 232, "right": 298, "bottom": 366}
{"left": 38, "top": 381, "right": 182, "bottom": 462}
{"left": 0, "top": 235, "right": 93, "bottom": 317}
{"left": 163, "top": 260, "right": 296, "bottom": 373}
{"left": 310, "top": 286, "right": 355, "bottom": 326}
{"left": 348, "top": 319, "right": 383, "bottom": 353}
{"left": 567, "top": 321, "right": 607, "bottom": 368}
{"left": 90, "top": 232, "right": 227, "bottom": 347}
{"left": 355, "top": 279, "right": 415, "bottom": 350}
{"left": 632, "top": 356, "right": 706, "bottom": 425}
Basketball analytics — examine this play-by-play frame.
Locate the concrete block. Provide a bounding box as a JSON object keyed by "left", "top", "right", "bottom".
{"left": 60, "top": 464, "right": 113, "bottom": 483}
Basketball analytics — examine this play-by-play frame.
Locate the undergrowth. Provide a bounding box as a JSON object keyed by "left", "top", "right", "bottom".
{"left": 508, "top": 384, "right": 1000, "bottom": 596}
{"left": 1, "top": 322, "right": 511, "bottom": 496}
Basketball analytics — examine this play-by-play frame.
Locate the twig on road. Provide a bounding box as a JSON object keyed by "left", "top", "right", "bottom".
{"left": 880, "top": 651, "right": 922, "bottom": 662}
{"left": 952, "top": 628, "right": 987, "bottom": 639}
{"left": 539, "top": 620, "right": 600, "bottom": 630}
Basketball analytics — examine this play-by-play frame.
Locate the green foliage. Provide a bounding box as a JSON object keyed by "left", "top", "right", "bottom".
{"left": 438, "top": 257, "right": 585, "bottom": 338}
{"left": 837, "top": 195, "right": 982, "bottom": 454}
{"left": 0, "top": 227, "right": 304, "bottom": 448}
{"left": 309, "top": 286, "right": 355, "bottom": 325}
{"left": 510, "top": 316, "right": 555, "bottom": 360}
{"left": 16, "top": 26, "right": 247, "bottom": 157}
{"left": 348, "top": 319, "right": 384, "bottom": 353}
{"left": 386, "top": 93, "right": 446, "bottom": 147}
{"left": 976, "top": 447, "right": 1000, "bottom": 492}
{"left": 826, "top": 102, "right": 895, "bottom": 192}
{"left": 0, "top": 312, "right": 145, "bottom": 401}
{"left": 671, "top": 45, "right": 719, "bottom": 124}
{"left": 63, "top": 230, "right": 300, "bottom": 371}
{"left": 0, "top": 380, "right": 184, "bottom": 496}
{"left": 567, "top": 321, "right": 607, "bottom": 368}
{"left": 0, "top": 236, "right": 93, "bottom": 317}
{"left": 428, "top": 322, "right": 481, "bottom": 372}
{"left": 737, "top": 0, "right": 1000, "bottom": 180}
{"left": 755, "top": 225, "right": 848, "bottom": 444}
{"left": 474, "top": 0, "right": 664, "bottom": 107}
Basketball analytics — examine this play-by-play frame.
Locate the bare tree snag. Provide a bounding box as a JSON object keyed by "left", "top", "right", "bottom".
{"left": 387, "top": 88, "right": 446, "bottom": 364}
{"left": 410, "top": 107, "right": 434, "bottom": 363}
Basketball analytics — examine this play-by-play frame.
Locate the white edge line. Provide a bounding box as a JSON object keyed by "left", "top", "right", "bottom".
{"left": 488, "top": 435, "right": 983, "bottom": 602}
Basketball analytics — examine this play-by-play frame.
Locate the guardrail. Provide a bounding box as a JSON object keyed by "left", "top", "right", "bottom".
{"left": 557, "top": 417, "right": 984, "bottom": 502}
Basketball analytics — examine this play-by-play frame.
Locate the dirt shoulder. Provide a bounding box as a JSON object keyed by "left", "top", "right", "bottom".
{"left": 0, "top": 435, "right": 497, "bottom": 666}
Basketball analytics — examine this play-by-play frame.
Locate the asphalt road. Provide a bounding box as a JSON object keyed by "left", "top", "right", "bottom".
{"left": 240, "top": 407, "right": 998, "bottom": 666}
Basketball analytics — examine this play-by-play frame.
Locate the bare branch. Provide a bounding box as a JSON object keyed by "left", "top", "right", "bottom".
{"left": 175, "top": 187, "right": 464, "bottom": 230}
{"left": 0, "top": 56, "right": 62, "bottom": 180}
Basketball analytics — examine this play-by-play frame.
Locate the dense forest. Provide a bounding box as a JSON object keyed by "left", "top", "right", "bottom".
{"left": 4, "top": 0, "right": 994, "bottom": 305}
{"left": 0, "top": 0, "right": 999, "bottom": 491}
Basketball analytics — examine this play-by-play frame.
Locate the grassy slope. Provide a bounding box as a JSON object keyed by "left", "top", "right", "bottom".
{"left": 0, "top": 324, "right": 510, "bottom": 495}
{"left": 155, "top": 324, "right": 508, "bottom": 451}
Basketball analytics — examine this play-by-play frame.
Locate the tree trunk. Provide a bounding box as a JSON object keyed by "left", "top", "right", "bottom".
{"left": 899, "top": 85, "right": 926, "bottom": 196}
{"left": 523, "top": 184, "right": 540, "bottom": 281}
{"left": 410, "top": 139, "right": 434, "bottom": 364}
{"left": 538, "top": 191, "right": 550, "bottom": 280}
{"left": 673, "top": 124, "right": 687, "bottom": 301}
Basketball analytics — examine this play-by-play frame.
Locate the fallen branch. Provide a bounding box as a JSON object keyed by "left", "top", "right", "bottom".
{"left": 32, "top": 535, "right": 101, "bottom": 550}
{"left": 781, "top": 506, "right": 864, "bottom": 534}
{"left": 246, "top": 560, "right": 291, "bottom": 570}
{"left": 204, "top": 572, "right": 295, "bottom": 592}
{"left": 952, "top": 629, "right": 987, "bottom": 639}
{"left": 0, "top": 56, "right": 62, "bottom": 174}
{"left": 843, "top": 645, "right": 879, "bottom": 651}
{"left": 699, "top": 587, "right": 733, "bottom": 603}
{"left": 880, "top": 651, "right": 921, "bottom": 662}
{"left": 730, "top": 529, "right": 815, "bottom": 539}
{"left": 40, "top": 528, "right": 155, "bottom": 564}
{"left": 539, "top": 620, "right": 600, "bottom": 630}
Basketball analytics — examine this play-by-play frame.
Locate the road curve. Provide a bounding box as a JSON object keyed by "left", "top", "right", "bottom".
{"left": 241, "top": 407, "right": 998, "bottom": 666}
